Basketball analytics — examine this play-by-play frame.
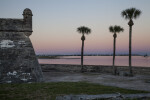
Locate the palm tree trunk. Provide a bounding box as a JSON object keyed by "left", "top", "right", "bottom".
{"left": 81, "top": 34, "right": 85, "bottom": 72}
{"left": 113, "top": 34, "right": 117, "bottom": 75}
{"left": 81, "top": 40, "right": 84, "bottom": 72}
{"left": 129, "top": 25, "right": 133, "bottom": 75}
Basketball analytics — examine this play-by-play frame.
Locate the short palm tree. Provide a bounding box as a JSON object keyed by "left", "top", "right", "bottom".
{"left": 121, "top": 8, "right": 141, "bottom": 75}
{"left": 77, "top": 26, "right": 91, "bottom": 72}
{"left": 109, "top": 25, "right": 124, "bottom": 75}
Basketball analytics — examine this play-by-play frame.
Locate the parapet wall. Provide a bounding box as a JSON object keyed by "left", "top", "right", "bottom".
{"left": 41, "top": 64, "right": 150, "bottom": 75}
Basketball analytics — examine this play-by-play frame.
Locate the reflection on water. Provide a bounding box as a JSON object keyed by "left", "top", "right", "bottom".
{"left": 38, "top": 56, "right": 150, "bottom": 67}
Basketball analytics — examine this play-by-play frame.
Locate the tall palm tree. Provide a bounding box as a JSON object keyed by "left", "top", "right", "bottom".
{"left": 121, "top": 8, "right": 141, "bottom": 75}
{"left": 77, "top": 26, "right": 91, "bottom": 72}
{"left": 109, "top": 25, "right": 124, "bottom": 75}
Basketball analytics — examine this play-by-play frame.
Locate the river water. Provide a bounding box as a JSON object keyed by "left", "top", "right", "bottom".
{"left": 38, "top": 56, "right": 150, "bottom": 67}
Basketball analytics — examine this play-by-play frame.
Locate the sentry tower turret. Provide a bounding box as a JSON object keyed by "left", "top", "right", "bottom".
{"left": 23, "top": 8, "right": 33, "bottom": 37}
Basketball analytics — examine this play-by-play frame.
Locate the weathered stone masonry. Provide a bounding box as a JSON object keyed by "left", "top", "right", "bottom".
{"left": 0, "top": 8, "right": 43, "bottom": 83}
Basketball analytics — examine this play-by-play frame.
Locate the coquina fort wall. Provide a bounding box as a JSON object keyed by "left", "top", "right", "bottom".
{"left": 0, "top": 8, "right": 43, "bottom": 83}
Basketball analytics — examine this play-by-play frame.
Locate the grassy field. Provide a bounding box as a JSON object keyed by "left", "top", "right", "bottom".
{"left": 0, "top": 82, "right": 148, "bottom": 100}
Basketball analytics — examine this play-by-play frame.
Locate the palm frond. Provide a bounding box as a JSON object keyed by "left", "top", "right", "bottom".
{"left": 125, "top": 8, "right": 134, "bottom": 19}
{"left": 109, "top": 26, "right": 114, "bottom": 33}
{"left": 109, "top": 25, "right": 124, "bottom": 34}
{"left": 134, "top": 9, "right": 141, "bottom": 19}
{"left": 77, "top": 26, "right": 91, "bottom": 35}
{"left": 121, "top": 10, "right": 129, "bottom": 20}
{"left": 121, "top": 7, "right": 141, "bottom": 20}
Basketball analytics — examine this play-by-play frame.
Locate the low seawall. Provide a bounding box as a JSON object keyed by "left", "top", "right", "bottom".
{"left": 40, "top": 64, "right": 150, "bottom": 75}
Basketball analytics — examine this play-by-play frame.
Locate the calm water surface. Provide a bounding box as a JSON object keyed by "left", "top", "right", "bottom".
{"left": 38, "top": 56, "right": 150, "bottom": 67}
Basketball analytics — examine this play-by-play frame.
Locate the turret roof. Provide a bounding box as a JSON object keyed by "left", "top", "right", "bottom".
{"left": 23, "top": 8, "right": 32, "bottom": 16}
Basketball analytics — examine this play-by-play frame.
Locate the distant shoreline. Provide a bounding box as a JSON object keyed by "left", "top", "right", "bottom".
{"left": 37, "top": 55, "right": 149, "bottom": 59}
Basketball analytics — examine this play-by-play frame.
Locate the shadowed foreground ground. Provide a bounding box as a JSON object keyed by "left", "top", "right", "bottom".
{"left": 0, "top": 72, "right": 150, "bottom": 100}
{"left": 43, "top": 72, "right": 150, "bottom": 92}
{"left": 0, "top": 81, "right": 148, "bottom": 100}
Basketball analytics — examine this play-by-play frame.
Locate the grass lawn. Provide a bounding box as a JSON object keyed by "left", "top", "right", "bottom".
{"left": 0, "top": 82, "right": 148, "bottom": 100}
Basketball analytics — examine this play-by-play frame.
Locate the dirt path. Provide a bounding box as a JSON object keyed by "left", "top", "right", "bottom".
{"left": 43, "top": 72, "right": 150, "bottom": 92}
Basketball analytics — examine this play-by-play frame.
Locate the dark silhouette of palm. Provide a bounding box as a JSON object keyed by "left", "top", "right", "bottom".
{"left": 109, "top": 25, "right": 124, "bottom": 75}
{"left": 77, "top": 26, "right": 91, "bottom": 72}
{"left": 121, "top": 8, "right": 141, "bottom": 75}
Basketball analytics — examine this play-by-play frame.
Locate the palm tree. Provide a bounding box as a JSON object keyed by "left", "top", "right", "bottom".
{"left": 109, "top": 25, "right": 124, "bottom": 75}
{"left": 121, "top": 8, "right": 141, "bottom": 75}
{"left": 77, "top": 26, "right": 91, "bottom": 72}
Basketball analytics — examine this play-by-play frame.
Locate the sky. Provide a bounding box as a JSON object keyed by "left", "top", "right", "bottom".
{"left": 0, "top": 0, "right": 150, "bottom": 55}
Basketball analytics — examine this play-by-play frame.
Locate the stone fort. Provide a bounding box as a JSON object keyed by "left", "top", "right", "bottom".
{"left": 0, "top": 8, "right": 43, "bottom": 83}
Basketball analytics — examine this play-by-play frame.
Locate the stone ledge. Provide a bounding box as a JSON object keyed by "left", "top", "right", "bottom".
{"left": 56, "top": 93, "right": 150, "bottom": 100}
{"left": 41, "top": 64, "right": 150, "bottom": 75}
